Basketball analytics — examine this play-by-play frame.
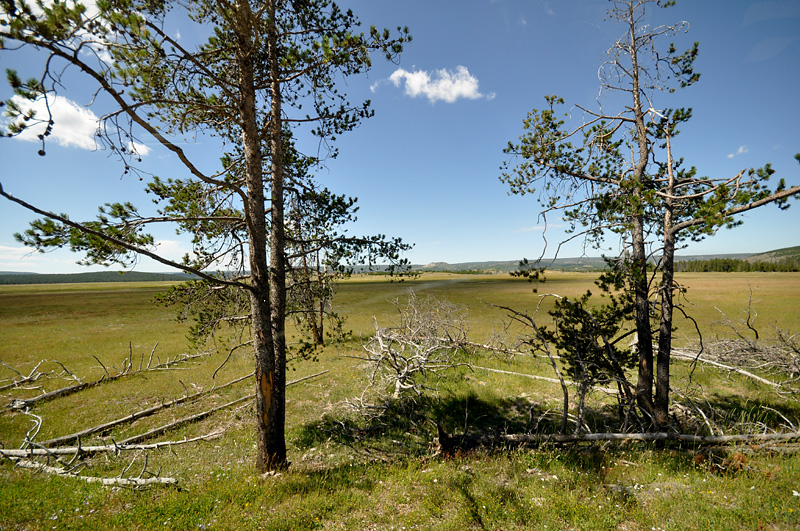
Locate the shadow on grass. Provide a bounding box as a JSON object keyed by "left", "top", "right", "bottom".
{"left": 291, "top": 389, "right": 607, "bottom": 458}
{"left": 701, "top": 392, "right": 800, "bottom": 432}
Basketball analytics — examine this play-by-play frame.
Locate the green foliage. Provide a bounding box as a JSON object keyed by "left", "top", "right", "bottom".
{"left": 539, "top": 286, "right": 637, "bottom": 387}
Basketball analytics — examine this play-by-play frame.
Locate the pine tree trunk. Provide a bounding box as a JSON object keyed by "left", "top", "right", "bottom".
{"left": 628, "top": 7, "right": 655, "bottom": 425}
{"left": 236, "top": 0, "right": 286, "bottom": 472}
{"left": 655, "top": 234, "right": 674, "bottom": 429}
{"left": 655, "top": 134, "right": 678, "bottom": 430}
{"left": 632, "top": 218, "right": 655, "bottom": 420}
{"left": 265, "top": 0, "right": 288, "bottom": 470}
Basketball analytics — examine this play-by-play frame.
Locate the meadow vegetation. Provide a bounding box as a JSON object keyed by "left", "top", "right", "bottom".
{"left": 2, "top": 272, "right": 800, "bottom": 529}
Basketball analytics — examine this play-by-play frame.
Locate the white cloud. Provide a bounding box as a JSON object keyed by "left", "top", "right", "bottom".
{"left": 0, "top": 244, "right": 88, "bottom": 273}
{"left": 8, "top": 95, "right": 100, "bottom": 150}
{"left": 727, "top": 145, "right": 749, "bottom": 159}
{"left": 388, "top": 66, "right": 488, "bottom": 103}
{"left": 155, "top": 239, "right": 193, "bottom": 262}
{"left": 7, "top": 96, "right": 152, "bottom": 157}
{"left": 128, "top": 141, "right": 151, "bottom": 157}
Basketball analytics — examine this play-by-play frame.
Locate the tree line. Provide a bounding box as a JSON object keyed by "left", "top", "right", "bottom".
{"left": 675, "top": 256, "right": 800, "bottom": 273}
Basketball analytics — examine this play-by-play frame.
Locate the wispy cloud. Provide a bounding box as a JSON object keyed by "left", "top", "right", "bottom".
{"left": 727, "top": 145, "right": 749, "bottom": 159}
{"left": 516, "top": 223, "right": 565, "bottom": 233}
{"left": 743, "top": 1, "right": 800, "bottom": 26}
{"left": 387, "top": 66, "right": 492, "bottom": 104}
{"left": 744, "top": 36, "right": 796, "bottom": 62}
{"left": 0, "top": 244, "right": 82, "bottom": 273}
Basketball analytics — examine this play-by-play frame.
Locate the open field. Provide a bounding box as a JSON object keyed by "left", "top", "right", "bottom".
{"left": 2, "top": 272, "right": 800, "bottom": 530}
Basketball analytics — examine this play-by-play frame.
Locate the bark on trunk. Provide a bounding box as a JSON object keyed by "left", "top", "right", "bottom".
{"left": 655, "top": 133, "right": 678, "bottom": 430}
{"left": 265, "top": 0, "right": 288, "bottom": 470}
{"left": 628, "top": 6, "right": 655, "bottom": 424}
{"left": 234, "top": 0, "right": 285, "bottom": 472}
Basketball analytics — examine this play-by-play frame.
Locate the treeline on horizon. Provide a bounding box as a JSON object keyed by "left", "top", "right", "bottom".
{"left": 675, "top": 256, "right": 800, "bottom": 273}
{"left": 0, "top": 271, "right": 197, "bottom": 285}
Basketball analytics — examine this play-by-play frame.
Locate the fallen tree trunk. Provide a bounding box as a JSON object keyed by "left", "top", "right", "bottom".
{"left": 672, "top": 351, "right": 781, "bottom": 388}
{"left": 473, "top": 365, "right": 618, "bottom": 394}
{"left": 7, "top": 352, "right": 210, "bottom": 411}
{"left": 118, "top": 394, "right": 253, "bottom": 446}
{"left": 13, "top": 459, "right": 177, "bottom": 486}
{"left": 0, "top": 430, "right": 225, "bottom": 459}
{"left": 434, "top": 424, "right": 800, "bottom": 455}
{"left": 120, "top": 370, "right": 328, "bottom": 445}
{"left": 37, "top": 372, "right": 252, "bottom": 447}
{"left": 32, "top": 369, "right": 327, "bottom": 448}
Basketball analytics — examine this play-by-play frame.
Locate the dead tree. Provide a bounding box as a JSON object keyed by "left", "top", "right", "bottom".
{"left": 350, "top": 292, "right": 471, "bottom": 412}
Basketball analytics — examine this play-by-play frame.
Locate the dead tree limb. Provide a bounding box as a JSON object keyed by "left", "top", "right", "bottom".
{"left": 672, "top": 351, "right": 780, "bottom": 388}
{"left": 0, "top": 431, "right": 225, "bottom": 459}
{"left": 7, "top": 352, "right": 211, "bottom": 411}
{"left": 37, "top": 372, "right": 253, "bottom": 447}
{"left": 492, "top": 303, "right": 572, "bottom": 434}
{"left": 0, "top": 360, "right": 48, "bottom": 392}
{"left": 434, "top": 426, "right": 800, "bottom": 454}
{"left": 117, "top": 370, "right": 328, "bottom": 445}
{"left": 473, "top": 365, "right": 618, "bottom": 395}
{"left": 13, "top": 459, "right": 177, "bottom": 486}
{"left": 118, "top": 395, "right": 252, "bottom": 445}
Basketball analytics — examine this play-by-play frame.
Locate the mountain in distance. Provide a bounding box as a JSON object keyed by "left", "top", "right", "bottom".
{"left": 413, "top": 246, "right": 800, "bottom": 274}
{"left": 744, "top": 245, "right": 800, "bottom": 264}
{"left": 2, "top": 246, "right": 798, "bottom": 284}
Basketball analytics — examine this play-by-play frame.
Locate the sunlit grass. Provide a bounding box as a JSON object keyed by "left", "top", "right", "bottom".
{"left": 1, "top": 272, "right": 800, "bottom": 529}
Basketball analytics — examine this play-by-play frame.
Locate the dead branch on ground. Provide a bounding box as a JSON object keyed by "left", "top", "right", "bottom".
{"left": 0, "top": 360, "right": 50, "bottom": 392}
{"left": 117, "top": 369, "right": 328, "bottom": 446}
{"left": 13, "top": 459, "right": 177, "bottom": 486}
{"left": 7, "top": 350, "right": 210, "bottom": 411}
{"left": 433, "top": 424, "right": 800, "bottom": 455}
{"left": 0, "top": 430, "right": 225, "bottom": 458}
{"left": 36, "top": 371, "right": 252, "bottom": 447}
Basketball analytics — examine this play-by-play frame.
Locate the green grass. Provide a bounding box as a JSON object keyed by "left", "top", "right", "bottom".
{"left": 2, "top": 272, "right": 800, "bottom": 530}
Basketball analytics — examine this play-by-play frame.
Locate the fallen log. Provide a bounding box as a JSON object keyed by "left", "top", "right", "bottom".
{"left": 473, "top": 365, "right": 618, "bottom": 394}
{"left": 7, "top": 352, "right": 210, "bottom": 411}
{"left": 13, "top": 459, "right": 177, "bottom": 486}
{"left": 118, "top": 369, "right": 329, "bottom": 445}
{"left": 118, "top": 394, "right": 253, "bottom": 445}
{"left": 37, "top": 372, "right": 252, "bottom": 447}
{"left": 434, "top": 424, "right": 800, "bottom": 455}
{"left": 0, "top": 430, "right": 225, "bottom": 459}
{"left": 672, "top": 351, "right": 781, "bottom": 388}
{"left": 31, "top": 369, "right": 327, "bottom": 448}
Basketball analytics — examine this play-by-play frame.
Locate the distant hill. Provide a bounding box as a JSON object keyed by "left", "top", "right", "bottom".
{"left": 744, "top": 245, "right": 800, "bottom": 264}
{"left": 412, "top": 252, "right": 763, "bottom": 274}
{"left": 415, "top": 257, "right": 607, "bottom": 273}
{"left": 3, "top": 246, "right": 798, "bottom": 283}
{"left": 0, "top": 271, "right": 197, "bottom": 285}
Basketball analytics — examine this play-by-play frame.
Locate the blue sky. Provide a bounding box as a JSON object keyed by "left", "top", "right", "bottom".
{"left": 1, "top": 0, "right": 799, "bottom": 273}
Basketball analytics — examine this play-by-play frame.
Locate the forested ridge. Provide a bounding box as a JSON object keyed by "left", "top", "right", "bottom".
{"left": 0, "top": 271, "right": 197, "bottom": 285}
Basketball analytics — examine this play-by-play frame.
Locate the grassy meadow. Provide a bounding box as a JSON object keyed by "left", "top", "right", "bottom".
{"left": 1, "top": 272, "right": 800, "bottom": 530}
